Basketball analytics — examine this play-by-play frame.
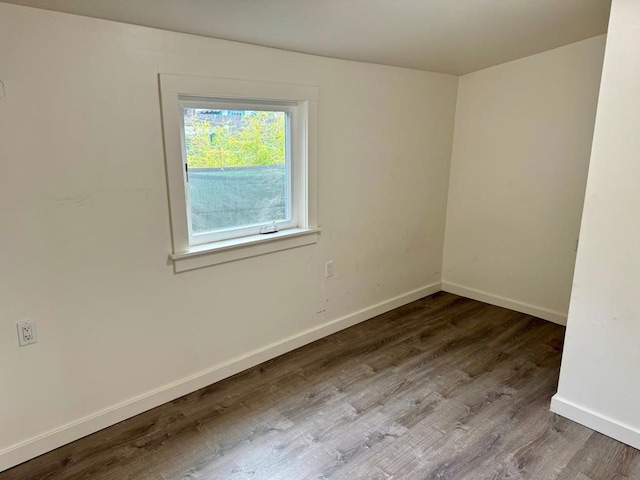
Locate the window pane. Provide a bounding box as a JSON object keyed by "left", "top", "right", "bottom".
{"left": 183, "top": 108, "right": 288, "bottom": 235}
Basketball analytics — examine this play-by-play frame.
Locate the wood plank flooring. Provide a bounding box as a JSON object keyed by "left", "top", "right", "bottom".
{"left": 3, "top": 293, "right": 639, "bottom": 480}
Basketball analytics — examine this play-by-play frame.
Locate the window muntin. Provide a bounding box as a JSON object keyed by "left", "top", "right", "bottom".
{"left": 179, "top": 98, "right": 297, "bottom": 245}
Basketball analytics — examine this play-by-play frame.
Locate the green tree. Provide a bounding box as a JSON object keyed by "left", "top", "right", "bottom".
{"left": 185, "top": 111, "right": 285, "bottom": 168}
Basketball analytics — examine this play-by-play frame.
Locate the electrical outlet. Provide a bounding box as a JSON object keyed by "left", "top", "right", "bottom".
{"left": 325, "top": 260, "right": 334, "bottom": 278}
{"left": 17, "top": 320, "right": 37, "bottom": 347}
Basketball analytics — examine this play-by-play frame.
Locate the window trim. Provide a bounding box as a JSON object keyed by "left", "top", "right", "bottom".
{"left": 159, "top": 74, "right": 319, "bottom": 272}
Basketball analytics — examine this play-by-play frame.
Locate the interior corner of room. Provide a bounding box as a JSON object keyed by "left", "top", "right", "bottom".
{"left": 1, "top": 0, "right": 638, "bottom": 475}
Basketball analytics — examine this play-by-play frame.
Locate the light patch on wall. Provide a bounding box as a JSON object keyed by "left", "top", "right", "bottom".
{"left": 58, "top": 195, "right": 92, "bottom": 208}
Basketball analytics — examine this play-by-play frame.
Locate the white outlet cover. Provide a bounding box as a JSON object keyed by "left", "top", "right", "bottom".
{"left": 325, "top": 260, "right": 334, "bottom": 278}
{"left": 17, "top": 320, "right": 38, "bottom": 346}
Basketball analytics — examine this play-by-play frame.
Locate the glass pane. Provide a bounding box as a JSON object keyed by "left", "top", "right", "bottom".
{"left": 182, "top": 107, "right": 288, "bottom": 235}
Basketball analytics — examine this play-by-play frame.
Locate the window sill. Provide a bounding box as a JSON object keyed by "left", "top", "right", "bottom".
{"left": 170, "top": 228, "right": 320, "bottom": 272}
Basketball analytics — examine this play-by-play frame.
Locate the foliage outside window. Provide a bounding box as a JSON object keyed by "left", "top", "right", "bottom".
{"left": 184, "top": 110, "right": 286, "bottom": 168}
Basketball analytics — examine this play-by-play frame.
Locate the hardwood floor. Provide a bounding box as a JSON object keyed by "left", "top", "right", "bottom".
{"left": 4, "top": 292, "right": 639, "bottom": 480}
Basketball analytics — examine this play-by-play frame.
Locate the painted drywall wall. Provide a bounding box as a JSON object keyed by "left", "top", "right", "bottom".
{"left": 442, "top": 36, "right": 606, "bottom": 324}
{"left": 0, "top": 3, "right": 458, "bottom": 469}
{"left": 551, "top": 0, "right": 640, "bottom": 449}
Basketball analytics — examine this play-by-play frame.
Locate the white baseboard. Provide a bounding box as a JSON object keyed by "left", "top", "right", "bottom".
{"left": 551, "top": 395, "right": 640, "bottom": 450}
{"left": 441, "top": 281, "right": 567, "bottom": 325}
{"left": 0, "top": 282, "right": 441, "bottom": 473}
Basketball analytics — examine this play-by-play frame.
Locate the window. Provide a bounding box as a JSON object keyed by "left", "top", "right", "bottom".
{"left": 182, "top": 100, "right": 295, "bottom": 244}
{"left": 159, "top": 75, "right": 318, "bottom": 272}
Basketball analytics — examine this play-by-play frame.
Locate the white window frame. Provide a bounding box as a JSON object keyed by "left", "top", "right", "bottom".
{"left": 180, "top": 98, "right": 297, "bottom": 245}
{"left": 159, "top": 74, "right": 319, "bottom": 272}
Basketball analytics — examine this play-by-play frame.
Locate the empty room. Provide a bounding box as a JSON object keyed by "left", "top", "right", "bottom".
{"left": 1, "top": 0, "right": 639, "bottom": 478}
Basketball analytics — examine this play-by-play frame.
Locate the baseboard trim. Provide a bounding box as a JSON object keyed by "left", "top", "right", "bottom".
{"left": 0, "top": 282, "right": 441, "bottom": 473}
{"left": 441, "top": 281, "right": 567, "bottom": 325}
{"left": 551, "top": 395, "right": 640, "bottom": 450}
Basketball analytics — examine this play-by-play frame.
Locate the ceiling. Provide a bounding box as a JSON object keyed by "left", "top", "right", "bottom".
{"left": 0, "top": 0, "right": 611, "bottom": 75}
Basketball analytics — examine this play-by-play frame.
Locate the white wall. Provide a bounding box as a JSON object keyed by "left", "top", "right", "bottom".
{"left": 552, "top": 0, "right": 640, "bottom": 450}
{"left": 442, "top": 36, "right": 606, "bottom": 325}
{"left": 0, "top": 3, "right": 458, "bottom": 469}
